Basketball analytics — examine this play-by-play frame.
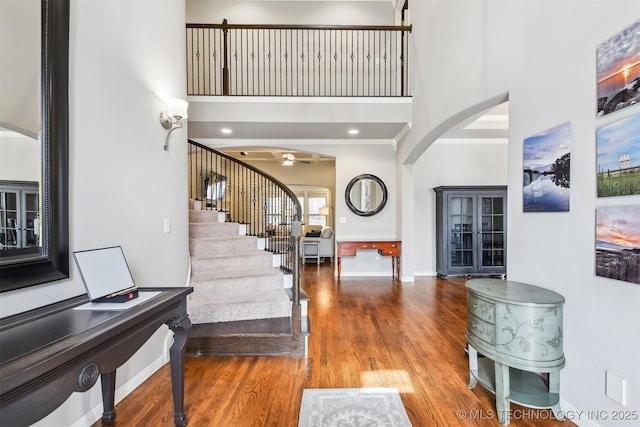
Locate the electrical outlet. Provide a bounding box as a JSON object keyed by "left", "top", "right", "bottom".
{"left": 605, "top": 371, "right": 627, "bottom": 405}
{"left": 163, "top": 217, "right": 171, "bottom": 234}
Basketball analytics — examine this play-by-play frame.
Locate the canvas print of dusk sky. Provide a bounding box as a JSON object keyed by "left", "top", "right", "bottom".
{"left": 597, "top": 20, "right": 640, "bottom": 117}
{"left": 523, "top": 122, "right": 571, "bottom": 212}
{"left": 596, "top": 206, "right": 640, "bottom": 285}
{"left": 596, "top": 112, "right": 640, "bottom": 197}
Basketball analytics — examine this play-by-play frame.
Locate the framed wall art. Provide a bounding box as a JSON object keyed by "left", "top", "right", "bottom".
{"left": 597, "top": 20, "right": 640, "bottom": 117}
{"left": 596, "top": 112, "right": 640, "bottom": 197}
{"left": 523, "top": 122, "right": 571, "bottom": 212}
{"left": 596, "top": 205, "right": 640, "bottom": 285}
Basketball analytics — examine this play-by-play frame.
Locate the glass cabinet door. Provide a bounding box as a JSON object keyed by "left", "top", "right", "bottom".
{"left": 448, "top": 196, "right": 474, "bottom": 269}
{"left": 0, "top": 190, "right": 18, "bottom": 248}
{"left": 480, "top": 196, "right": 505, "bottom": 268}
{"left": 23, "top": 190, "right": 40, "bottom": 247}
{"left": 434, "top": 186, "right": 506, "bottom": 278}
{"left": 0, "top": 182, "right": 39, "bottom": 250}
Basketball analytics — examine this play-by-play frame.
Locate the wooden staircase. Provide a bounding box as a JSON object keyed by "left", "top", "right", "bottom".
{"left": 186, "top": 207, "right": 309, "bottom": 357}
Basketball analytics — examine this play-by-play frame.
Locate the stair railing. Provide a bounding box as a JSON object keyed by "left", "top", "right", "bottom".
{"left": 187, "top": 20, "right": 412, "bottom": 97}
{"left": 188, "top": 141, "right": 304, "bottom": 352}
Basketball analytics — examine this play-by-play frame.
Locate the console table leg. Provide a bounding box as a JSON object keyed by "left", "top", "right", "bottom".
{"left": 467, "top": 344, "right": 478, "bottom": 389}
{"left": 168, "top": 315, "right": 192, "bottom": 427}
{"left": 495, "top": 362, "right": 511, "bottom": 426}
{"left": 100, "top": 371, "right": 116, "bottom": 425}
{"left": 549, "top": 372, "right": 564, "bottom": 420}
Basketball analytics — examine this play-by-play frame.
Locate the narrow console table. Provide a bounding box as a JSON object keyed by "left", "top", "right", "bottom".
{"left": 337, "top": 240, "right": 401, "bottom": 279}
{"left": 0, "top": 287, "right": 192, "bottom": 427}
{"left": 465, "top": 279, "right": 565, "bottom": 425}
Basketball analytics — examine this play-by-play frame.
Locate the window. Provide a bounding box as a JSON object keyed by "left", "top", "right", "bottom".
{"left": 308, "top": 196, "right": 327, "bottom": 227}
{"left": 293, "top": 187, "right": 331, "bottom": 228}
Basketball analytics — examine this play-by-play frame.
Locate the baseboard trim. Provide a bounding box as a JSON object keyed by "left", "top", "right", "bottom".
{"left": 338, "top": 272, "right": 396, "bottom": 277}
{"left": 557, "top": 399, "right": 604, "bottom": 427}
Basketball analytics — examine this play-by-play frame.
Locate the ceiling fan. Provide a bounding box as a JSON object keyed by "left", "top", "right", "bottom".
{"left": 282, "top": 153, "right": 310, "bottom": 166}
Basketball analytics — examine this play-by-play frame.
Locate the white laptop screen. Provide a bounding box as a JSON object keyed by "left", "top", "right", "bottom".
{"left": 73, "top": 246, "right": 136, "bottom": 301}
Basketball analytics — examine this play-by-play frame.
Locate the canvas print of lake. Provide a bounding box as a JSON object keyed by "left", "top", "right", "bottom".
{"left": 596, "top": 205, "right": 640, "bottom": 285}
{"left": 597, "top": 20, "right": 640, "bottom": 117}
{"left": 597, "top": 112, "right": 640, "bottom": 197}
{"left": 523, "top": 122, "right": 571, "bottom": 212}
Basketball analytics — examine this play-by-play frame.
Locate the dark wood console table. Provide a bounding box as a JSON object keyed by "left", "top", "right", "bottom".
{"left": 337, "top": 241, "right": 401, "bottom": 279}
{"left": 0, "top": 287, "right": 193, "bottom": 427}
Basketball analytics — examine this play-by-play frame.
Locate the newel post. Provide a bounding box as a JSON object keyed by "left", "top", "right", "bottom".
{"left": 290, "top": 215, "right": 303, "bottom": 357}
{"left": 222, "top": 19, "right": 230, "bottom": 95}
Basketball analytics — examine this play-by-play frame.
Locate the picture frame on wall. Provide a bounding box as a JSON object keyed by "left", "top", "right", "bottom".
{"left": 596, "top": 112, "right": 640, "bottom": 197}
{"left": 597, "top": 20, "right": 640, "bottom": 117}
{"left": 596, "top": 205, "right": 640, "bottom": 285}
{"left": 523, "top": 122, "right": 571, "bottom": 212}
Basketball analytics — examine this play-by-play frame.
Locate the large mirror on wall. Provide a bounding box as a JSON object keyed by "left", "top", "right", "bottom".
{"left": 0, "top": 0, "right": 70, "bottom": 292}
{"left": 345, "top": 174, "right": 387, "bottom": 217}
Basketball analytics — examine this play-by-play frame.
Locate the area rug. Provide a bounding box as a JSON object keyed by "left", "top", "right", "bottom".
{"left": 298, "top": 388, "right": 413, "bottom": 427}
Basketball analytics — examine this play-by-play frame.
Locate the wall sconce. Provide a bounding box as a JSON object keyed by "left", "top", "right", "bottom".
{"left": 160, "top": 98, "right": 189, "bottom": 151}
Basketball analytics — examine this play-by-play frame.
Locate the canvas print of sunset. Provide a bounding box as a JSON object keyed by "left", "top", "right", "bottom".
{"left": 596, "top": 206, "right": 640, "bottom": 285}
{"left": 597, "top": 20, "right": 640, "bottom": 117}
{"left": 523, "top": 122, "right": 571, "bottom": 212}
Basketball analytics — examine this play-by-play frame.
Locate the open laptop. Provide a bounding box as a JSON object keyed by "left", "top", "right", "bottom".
{"left": 73, "top": 246, "right": 139, "bottom": 303}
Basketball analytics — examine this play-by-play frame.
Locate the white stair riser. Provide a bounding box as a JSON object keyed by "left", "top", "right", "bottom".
{"left": 283, "top": 274, "right": 292, "bottom": 289}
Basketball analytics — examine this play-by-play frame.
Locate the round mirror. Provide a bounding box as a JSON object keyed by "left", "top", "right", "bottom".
{"left": 345, "top": 174, "right": 387, "bottom": 217}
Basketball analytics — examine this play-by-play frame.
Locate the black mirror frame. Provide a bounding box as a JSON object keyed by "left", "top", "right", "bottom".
{"left": 0, "top": 0, "right": 70, "bottom": 292}
{"left": 345, "top": 174, "right": 388, "bottom": 217}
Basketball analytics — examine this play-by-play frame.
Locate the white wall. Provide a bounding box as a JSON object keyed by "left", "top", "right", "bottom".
{"left": 186, "top": 0, "right": 395, "bottom": 25}
{"left": 0, "top": 132, "right": 40, "bottom": 181}
{"left": 0, "top": 0, "right": 40, "bottom": 138}
{"left": 413, "top": 139, "right": 508, "bottom": 276}
{"left": 401, "top": 0, "right": 640, "bottom": 424}
{"left": 1, "top": 1, "right": 190, "bottom": 425}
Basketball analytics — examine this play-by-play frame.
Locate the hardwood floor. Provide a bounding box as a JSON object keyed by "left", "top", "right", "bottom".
{"left": 94, "top": 263, "right": 575, "bottom": 427}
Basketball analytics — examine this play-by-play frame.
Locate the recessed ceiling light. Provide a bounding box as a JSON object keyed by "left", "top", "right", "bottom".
{"left": 221, "top": 128, "right": 232, "bottom": 134}
{"left": 348, "top": 129, "right": 359, "bottom": 135}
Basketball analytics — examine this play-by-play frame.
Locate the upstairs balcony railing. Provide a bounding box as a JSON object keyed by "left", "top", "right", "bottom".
{"left": 187, "top": 20, "right": 412, "bottom": 97}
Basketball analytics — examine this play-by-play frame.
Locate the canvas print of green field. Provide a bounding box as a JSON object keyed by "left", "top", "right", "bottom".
{"left": 596, "top": 112, "right": 640, "bottom": 197}
{"left": 596, "top": 206, "right": 640, "bottom": 285}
